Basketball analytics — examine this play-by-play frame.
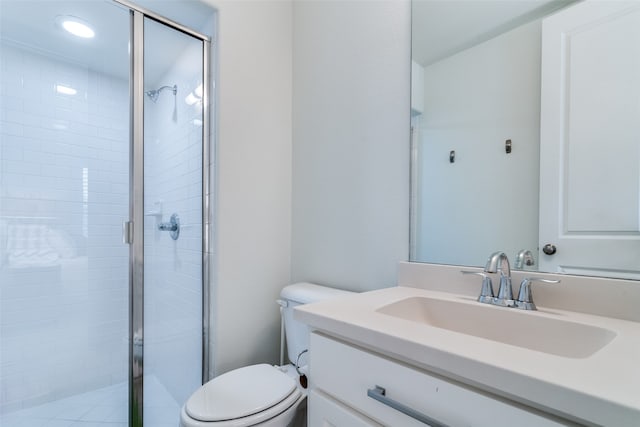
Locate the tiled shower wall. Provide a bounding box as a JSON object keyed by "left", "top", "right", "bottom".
{"left": 0, "top": 41, "right": 130, "bottom": 413}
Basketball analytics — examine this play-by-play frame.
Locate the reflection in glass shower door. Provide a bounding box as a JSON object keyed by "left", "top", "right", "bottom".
{"left": 142, "top": 17, "right": 204, "bottom": 426}
{"left": 0, "top": 1, "right": 130, "bottom": 426}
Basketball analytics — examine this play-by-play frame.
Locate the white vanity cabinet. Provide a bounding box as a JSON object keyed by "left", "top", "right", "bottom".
{"left": 309, "top": 332, "right": 571, "bottom": 427}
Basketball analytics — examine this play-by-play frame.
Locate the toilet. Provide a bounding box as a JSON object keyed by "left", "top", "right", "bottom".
{"left": 180, "top": 282, "right": 354, "bottom": 427}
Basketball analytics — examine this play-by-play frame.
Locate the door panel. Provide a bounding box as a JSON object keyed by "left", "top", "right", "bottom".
{"left": 142, "top": 17, "right": 204, "bottom": 426}
{"left": 539, "top": 1, "right": 640, "bottom": 279}
{"left": 0, "top": 1, "right": 130, "bottom": 424}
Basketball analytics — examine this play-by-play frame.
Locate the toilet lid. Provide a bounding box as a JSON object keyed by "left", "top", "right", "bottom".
{"left": 185, "top": 364, "right": 297, "bottom": 422}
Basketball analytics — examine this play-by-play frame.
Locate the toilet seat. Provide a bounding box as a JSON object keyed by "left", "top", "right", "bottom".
{"left": 182, "top": 364, "right": 303, "bottom": 427}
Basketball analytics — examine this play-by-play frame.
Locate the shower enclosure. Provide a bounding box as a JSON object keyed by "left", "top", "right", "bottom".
{"left": 0, "top": 1, "right": 212, "bottom": 426}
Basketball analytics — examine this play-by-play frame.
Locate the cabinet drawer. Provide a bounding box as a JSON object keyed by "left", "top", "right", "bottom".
{"left": 310, "top": 333, "right": 568, "bottom": 427}
{"left": 309, "top": 389, "right": 382, "bottom": 427}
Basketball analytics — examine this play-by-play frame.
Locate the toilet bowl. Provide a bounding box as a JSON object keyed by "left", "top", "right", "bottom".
{"left": 179, "top": 283, "right": 353, "bottom": 427}
{"left": 180, "top": 364, "right": 305, "bottom": 427}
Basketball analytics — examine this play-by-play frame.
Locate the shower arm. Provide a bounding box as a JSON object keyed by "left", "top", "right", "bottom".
{"left": 145, "top": 85, "right": 177, "bottom": 102}
{"left": 157, "top": 85, "right": 177, "bottom": 95}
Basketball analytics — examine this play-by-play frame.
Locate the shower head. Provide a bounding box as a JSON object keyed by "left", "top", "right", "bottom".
{"left": 145, "top": 85, "right": 177, "bottom": 103}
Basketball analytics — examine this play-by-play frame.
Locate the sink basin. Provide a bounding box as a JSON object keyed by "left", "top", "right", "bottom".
{"left": 376, "top": 296, "right": 616, "bottom": 358}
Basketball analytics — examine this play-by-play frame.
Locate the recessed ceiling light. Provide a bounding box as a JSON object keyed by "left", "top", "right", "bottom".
{"left": 185, "top": 92, "right": 199, "bottom": 105}
{"left": 186, "top": 84, "right": 204, "bottom": 105}
{"left": 56, "top": 84, "right": 77, "bottom": 95}
{"left": 57, "top": 16, "right": 95, "bottom": 39}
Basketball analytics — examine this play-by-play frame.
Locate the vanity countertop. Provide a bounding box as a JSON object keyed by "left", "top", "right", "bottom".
{"left": 295, "top": 286, "right": 640, "bottom": 426}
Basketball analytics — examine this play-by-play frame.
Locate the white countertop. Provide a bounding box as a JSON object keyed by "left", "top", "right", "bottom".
{"left": 295, "top": 286, "right": 640, "bottom": 426}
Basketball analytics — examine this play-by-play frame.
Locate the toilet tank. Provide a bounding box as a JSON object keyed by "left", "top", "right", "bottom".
{"left": 279, "top": 282, "right": 353, "bottom": 365}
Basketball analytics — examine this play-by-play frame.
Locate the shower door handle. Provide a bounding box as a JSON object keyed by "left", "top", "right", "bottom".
{"left": 123, "top": 221, "right": 133, "bottom": 244}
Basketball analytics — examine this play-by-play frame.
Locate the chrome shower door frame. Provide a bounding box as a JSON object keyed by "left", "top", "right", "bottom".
{"left": 121, "top": 1, "right": 212, "bottom": 425}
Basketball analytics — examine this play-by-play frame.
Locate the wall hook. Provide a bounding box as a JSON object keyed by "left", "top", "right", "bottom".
{"left": 505, "top": 139, "right": 512, "bottom": 154}
{"left": 449, "top": 150, "right": 455, "bottom": 163}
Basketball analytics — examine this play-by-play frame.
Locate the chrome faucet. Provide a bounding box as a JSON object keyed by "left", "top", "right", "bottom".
{"left": 461, "top": 252, "right": 561, "bottom": 310}
{"left": 484, "top": 252, "right": 515, "bottom": 307}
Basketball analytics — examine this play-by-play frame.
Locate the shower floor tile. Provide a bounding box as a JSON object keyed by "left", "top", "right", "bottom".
{"left": 1, "top": 378, "right": 179, "bottom": 427}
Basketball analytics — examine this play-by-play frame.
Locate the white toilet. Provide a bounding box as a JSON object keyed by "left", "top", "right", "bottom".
{"left": 180, "top": 282, "right": 354, "bottom": 427}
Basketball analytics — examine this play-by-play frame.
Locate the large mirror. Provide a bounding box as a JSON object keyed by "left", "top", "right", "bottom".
{"left": 409, "top": 0, "right": 640, "bottom": 280}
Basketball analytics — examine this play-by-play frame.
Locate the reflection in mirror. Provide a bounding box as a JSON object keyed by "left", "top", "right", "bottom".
{"left": 409, "top": 0, "right": 640, "bottom": 280}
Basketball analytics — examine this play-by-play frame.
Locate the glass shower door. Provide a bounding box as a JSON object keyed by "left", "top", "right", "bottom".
{"left": 1, "top": 3, "right": 209, "bottom": 426}
{"left": 0, "top": 1, "right": 131, "bottom": 425}
{"left": 140, "top": 17, "right": 204, "bottom": 427}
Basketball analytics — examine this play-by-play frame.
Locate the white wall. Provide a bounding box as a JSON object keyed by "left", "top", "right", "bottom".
{"left": 202, "top": 0, "right": 293, "bottom": 376}
{"left": 205, "top": 0, "right": 410, "bottom": 374}
{"left": 414, "top": 21, "right": 541, "bottom": 267}
{"left": 291, "top": 0, "right": 411, "bottom": 292}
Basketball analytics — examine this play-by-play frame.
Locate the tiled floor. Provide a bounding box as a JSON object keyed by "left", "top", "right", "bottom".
{"left": 0, "top": 377, "right": 180, "bottom": 427}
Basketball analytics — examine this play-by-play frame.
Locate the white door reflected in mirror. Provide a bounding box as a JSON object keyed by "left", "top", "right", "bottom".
{"left": 538, "top": 1, "right": 640, "bottom": 280}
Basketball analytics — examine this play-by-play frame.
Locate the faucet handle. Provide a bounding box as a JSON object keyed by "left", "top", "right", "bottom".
{"left": 516, "top": 277, "right": 560, "bottom": 310}
{"left": 461, "top": 271, "right": 494, "bottom": 304}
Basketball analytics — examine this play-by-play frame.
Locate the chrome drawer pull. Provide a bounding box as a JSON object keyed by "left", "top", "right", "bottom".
{"left": 367, "top": 385, "right": 449, "bottom": 427}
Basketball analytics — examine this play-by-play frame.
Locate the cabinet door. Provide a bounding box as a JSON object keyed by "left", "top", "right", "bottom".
{"left": 309, "top": 390, "right": 382, "bottom": 427}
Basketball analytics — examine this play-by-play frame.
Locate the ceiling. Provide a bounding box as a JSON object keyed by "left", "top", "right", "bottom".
{"left": 412, "top": 0, "right": 577, "bottom": 67}
{"left": 1, "top": 1, "right": 131, "bottom": 80}
{"left": 0, "top": 0, "right": 215, "bottom": 85}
